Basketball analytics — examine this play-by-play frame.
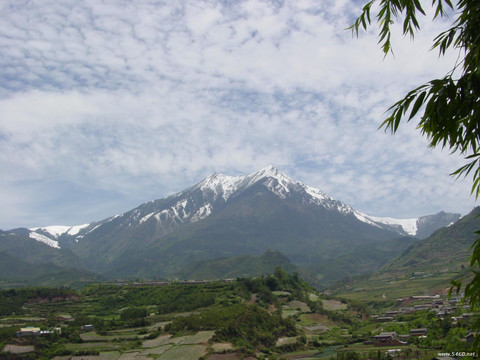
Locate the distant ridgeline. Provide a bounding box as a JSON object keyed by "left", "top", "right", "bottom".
{"left": 1, "top": 167, "right": 465, "bottom": 287}
{"left": 379, "top": 207, "right": 480, "bottom": 276}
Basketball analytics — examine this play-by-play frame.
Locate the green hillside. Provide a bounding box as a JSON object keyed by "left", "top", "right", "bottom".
{"left": 379, "top": 207, "right": 480, "bottom": 276}
{"left": 309, "top": 236, "right": 418, "bottom": 283}
{"left": 175, "top": 249, "right": 310, "bottom": 280}
{"left": 332, "top": 208, "right": 480, "bottom": 302}
{"left": 0, "top": 230, "right": 85, "bottom": 270}
{"left": 0, "top": 251, "right": 103, "bottom": 288}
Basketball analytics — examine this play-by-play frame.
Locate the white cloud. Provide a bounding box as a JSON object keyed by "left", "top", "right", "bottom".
{"left": 0, "top": 0, "right": 477, "bottom": 229}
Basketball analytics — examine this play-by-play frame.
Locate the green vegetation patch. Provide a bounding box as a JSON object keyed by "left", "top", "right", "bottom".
{"left": 166, "top": 303, "right": 297, "bottom": 349}
{"left": 281, "top": 308, "right": 300, "bottom": 318}
{"left": 210, "top": 342, "right": 234, "bottom": 352}
{"left": 333, "top": 271, "right": 458, "bottom": 304}
{"left": 175, "top": 330, "right": 215, "bottom": 344}
{"left": 65, "top": 341, "right": 121, "bottom": 352}
{"left": 69, "top": 352, "right": 120, "bottom": 360}
{"left": 273, "top": 291, "right": 291, "bottom": 296}
{"left": 0, "top": 287, "right": 76, "bottom": 316}
{"left": 321, "top": 299, "right": 347, "bottom": 311}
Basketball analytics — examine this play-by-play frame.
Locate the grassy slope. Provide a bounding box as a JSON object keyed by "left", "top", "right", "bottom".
{"left": 175, "top": 249, "right": 314, "bottom": 282}
{"left": 0, "top": 250, "right": 103, "bottom": 288}
{"left": 379, "top": 207, "right": 480, "bottom": 276}
{"left": 331, "top": 208, "right": 480, "bottom": 302}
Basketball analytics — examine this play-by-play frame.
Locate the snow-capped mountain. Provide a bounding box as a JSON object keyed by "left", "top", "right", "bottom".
{"left": 26, "top": 165, "right": 459, "bottom": 248}
{"left": 7, "top": 165, "right": 461, "bottom": 281}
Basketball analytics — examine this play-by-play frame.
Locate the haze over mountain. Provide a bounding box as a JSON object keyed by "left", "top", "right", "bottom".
{"left": 2, "top": 166, "right": 461, "bottom": 283}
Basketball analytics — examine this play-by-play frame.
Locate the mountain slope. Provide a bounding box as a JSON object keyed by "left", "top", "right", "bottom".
{"left": 176, "top": 249, "right": 305, "bottom": 281}
{"left": 0, "top": 250, "right": 102, "bottom": 288}
{"left": 309, "top": 236, "right": 418, "bottom": 283}
{"left": 0, "top": 230, "right": 103, "bottom": 287}
{"left": 0, "top": 230, "right": 86, "bottom": 270}
{"left": 97, "top": 177, "right": 410, "bottom": 278}
{"left": 4, "top": 166, "right": 463, "bottom": 282}
{"left": 25, "top": 167, "right": 459, "bottom": 249}
{"left": 379, "top": 207, "right": 480, "bottom": 276}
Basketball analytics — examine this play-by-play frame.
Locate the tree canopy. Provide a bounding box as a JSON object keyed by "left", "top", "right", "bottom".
{"left": 349, "top": 0, "right": 479, "bottom": 351}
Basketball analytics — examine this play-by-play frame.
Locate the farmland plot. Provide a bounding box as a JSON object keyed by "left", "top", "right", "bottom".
{"left": 174, "top": 330, "right": 215, "bottom": 344}
{"left": 321, "top": 299, "right": 347, "bottom": 311}
{"left": 70, "top": 352, "right": 120, "bottom": 360}
{"left": 142, "top": 334, "right": 172, "bottom": 347}
{"left": 141, "top": 344, "right": 172, "bottom": 356}
{"left": 142, "top": 331, "right": 214, "bottom": 348}
{"left": 157, "top": 344, "right": 207, "bottom": 360}
{"left": 117, "top": 352, "right": 141, "bottom": 360}
{"left": 2, "top": 344, "right": 34, "bottom": 354}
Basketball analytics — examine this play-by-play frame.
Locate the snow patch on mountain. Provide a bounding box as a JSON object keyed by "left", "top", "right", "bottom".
{"left": 353, "top": 211, "right": 382, "bottom": 227}
{"left": 367, "top": 215, "right": 418, "bottom": 236}
{"left": 264, "top": 177, "right": 290, "bottom": 199}
{"left": 30, "top": 224, "right": 89, "bottom": 238}
{"left": 248, "top": 167, "right": 421, "bottom": 236}
{"left": 139, "top": 213, "right": 155, "bottom": 224}
{"left": 29, "top": 232, "right": 60, "bottom": 249}
{"left": 199, "top": 173, "right": 244, "bottom": 201}
{"left": 191, "top": 204, "right": 212, "bottom": 222}
{"left": 67, "top": 224, "right": 90, "bottom": 235}
{"left": 194, "top": 166, "right": 422, "bottom": 236}
{"left": 304, "top": 185, "right": 329, "bottom": 203}
{"left": 172, "top": 199, "right": 189, "bottom": 220}
{"left": 30, "top": 225, "right": 68, "bottom": 238}
{"left": 247, "top": 165, "right": 291, "bottom": 188}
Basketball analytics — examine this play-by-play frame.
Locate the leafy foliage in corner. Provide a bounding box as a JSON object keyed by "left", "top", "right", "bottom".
{"left": 350, "top": 0, "right": 480, "bottom": 352}
{"left": 350, "top": 0, "right": 480, "bottom": 195}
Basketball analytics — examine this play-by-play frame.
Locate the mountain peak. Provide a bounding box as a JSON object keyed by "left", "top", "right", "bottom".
{"left": 195, "top": 166, "right": 294, "bottom": 202}
{"left": 250, "top": 165, "right": 287, "bottom": 179}
{"left": 22, "top": 166, "right": 462, "bottom": 254}
{"left": 246, "top": 165, "right": 294, "bottom": 185}
{"left": 254, "top": 164, "right": 280, "bottom": 176}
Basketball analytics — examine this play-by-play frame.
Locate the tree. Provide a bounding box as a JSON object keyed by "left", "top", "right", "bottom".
{"left": 349, "top": 0, "right": 479, "bottom": 352}
{"left": 120, "top": 306, "right": 147, "bottom": 321}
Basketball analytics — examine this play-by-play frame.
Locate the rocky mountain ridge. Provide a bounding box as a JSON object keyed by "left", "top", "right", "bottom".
{"left": 2, "top": 166, "right": 462, "bottom": 282}
{"left": 15, "top": 166, "right": 459, "bottom": 248}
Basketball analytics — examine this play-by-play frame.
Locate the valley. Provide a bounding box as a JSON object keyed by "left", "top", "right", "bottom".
{"left": 0, "top": 167, "right": 479, "bottom": 359}
{"left": 0, "top": 269, "right": 478, "bottom": 360}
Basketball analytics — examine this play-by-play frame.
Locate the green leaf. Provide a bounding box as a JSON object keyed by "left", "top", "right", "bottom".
{"left": 409, "top": 91, "right": 427, "bottom": 120}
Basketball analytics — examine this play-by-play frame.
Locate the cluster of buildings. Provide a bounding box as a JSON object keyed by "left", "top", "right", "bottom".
{"left": 369, "top": 328, "right": 428, "bottom": 347}
{"left": 15, "top": 327, "right": 60, "bottom": 337}
{"left": 367, "top": 294, "right": 477, "bottom": 347}
{"left": 372, "top": 294, "right": 468, "bottom": 323}
{"left": 15, "top": 314, "right": 94, "bottom": 338}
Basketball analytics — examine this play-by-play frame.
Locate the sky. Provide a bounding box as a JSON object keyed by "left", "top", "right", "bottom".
{"left": 1, "top": 0, "right": 477, "bottom": 230}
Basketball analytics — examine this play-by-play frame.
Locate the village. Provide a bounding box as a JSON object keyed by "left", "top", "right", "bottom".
{"left": 1, "top": 277, "right": 479, "bottom": 360}
{"left": 367, "top": 293, "right": 478, "bottom": 348}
